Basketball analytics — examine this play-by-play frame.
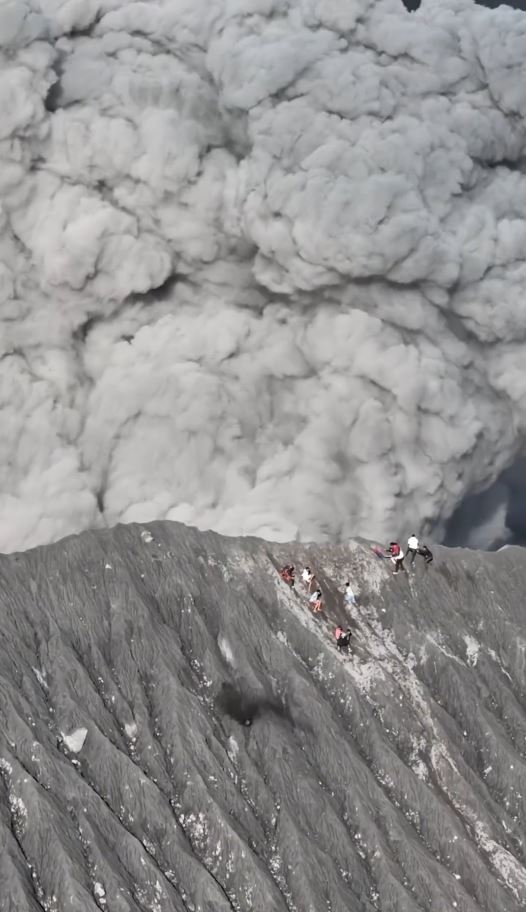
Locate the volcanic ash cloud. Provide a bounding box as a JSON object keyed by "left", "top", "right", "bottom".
{"left": 2, "top": 0, "right": 526, "bottom": 551}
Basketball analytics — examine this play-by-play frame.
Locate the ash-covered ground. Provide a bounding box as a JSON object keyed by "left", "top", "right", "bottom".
{"left": 0, "top": 522, "right": 525, "bottom": 912}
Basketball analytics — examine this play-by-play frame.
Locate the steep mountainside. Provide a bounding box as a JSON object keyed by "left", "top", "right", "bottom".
{"left": 0, "top": 523, "right": 525, "bottom": 912}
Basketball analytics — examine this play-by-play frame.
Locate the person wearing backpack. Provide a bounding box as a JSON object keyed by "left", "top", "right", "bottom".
{"left": 334, "top": 626, "right": 352, "bottom": 651}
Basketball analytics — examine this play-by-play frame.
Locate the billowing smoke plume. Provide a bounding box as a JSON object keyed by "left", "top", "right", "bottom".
{"left": 2, "top": 0, "right": 526, "bottom": 553}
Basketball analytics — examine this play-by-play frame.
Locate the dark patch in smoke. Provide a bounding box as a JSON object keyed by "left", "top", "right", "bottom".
{"left": 501, "top": 458, "right": 526, "bottom": 545}
{"left": 73, "top": 315, "right": 99, "bottom": 344}
{"left": 444, "top": 456, "right": 526, "bottom": 550}
{"left": 129, "top": 273, "right": 179, "bottom": 304}
{"left": 444, "top": 484, "right": 506, "bottom": 549}
{"left": 44, "top": 80, "right": 64, "bottom": 113}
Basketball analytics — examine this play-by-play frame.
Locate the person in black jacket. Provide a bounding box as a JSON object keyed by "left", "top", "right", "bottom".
{"left": 335, "top": 626, "right": 352, "bottom": 651}
{"left": 418, "top": 544, "right": 433, "bottom": 564}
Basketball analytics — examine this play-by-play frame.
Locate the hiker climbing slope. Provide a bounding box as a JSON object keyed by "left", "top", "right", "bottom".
{"left": 334, "top": 626, "right": 352, "bottom": 652}
{"left": 344, "top": 581, "right": 357, "bottom": 607}
{"left": 407, "top": 534, "right": 420, "bottom": 566}
{"left": 386, "top": 542, "right": 405, "bottom": 575}
{"left": 301, "top": 566, "right": 316, "bottom": 592}
{"left": 279, "top": 565, "right": 295, "bottom": 588}
{"left": 418, "top": 544, "right": 433, "bottom": 564}
{"left": 309, "top": 588, "right": 323, "bottom": 613}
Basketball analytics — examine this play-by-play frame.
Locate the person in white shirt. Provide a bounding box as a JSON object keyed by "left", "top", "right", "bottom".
{"left": 302, "top": 566, "right": 316, "bottom": 592}
{"left": 309, "top": 589, "right": 323, "bottom": 613}
{"left": 344, "top": 582, "right": 357, "bottom": 607}
{"left": 407, "top": 534, "right": 420, "bottom": 566}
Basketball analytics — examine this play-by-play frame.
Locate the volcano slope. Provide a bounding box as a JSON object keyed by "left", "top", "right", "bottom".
{"left": 0, "top": 523, "right": 525, "bottom": 912}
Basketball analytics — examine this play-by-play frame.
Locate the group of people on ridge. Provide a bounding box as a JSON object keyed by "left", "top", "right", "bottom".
{"left": 278, "top": 533, "right": 433, "bottom": 654}
{"left": 385, "top": 535, "right": 433, "bottom": 575}
{"left": 279, "top": 564, "right": 324, "bottom": 611}
{"left": 279, "top": 563, "right": 358, "bottom": 651}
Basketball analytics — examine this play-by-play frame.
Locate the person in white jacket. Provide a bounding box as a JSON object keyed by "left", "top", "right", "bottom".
{"left": 301, "top": 567, "right": 314, "bottom": 590}
{"left": 344, "top": 582, "right": 357, "bottom": 607}
{"left": 407, "top": 534, "right": 420, "bottom": 566}
{"left": 305, "top": 567, "right": 319, "bottom": 593}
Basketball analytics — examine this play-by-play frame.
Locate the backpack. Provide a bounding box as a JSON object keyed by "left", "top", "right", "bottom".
{"left": 391, "top": 543, "right": 400, "bottom": 557}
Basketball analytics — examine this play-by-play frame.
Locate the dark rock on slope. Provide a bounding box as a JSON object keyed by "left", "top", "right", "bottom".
{"left": 0, "top": 523, "right": 525, "bottom": 912}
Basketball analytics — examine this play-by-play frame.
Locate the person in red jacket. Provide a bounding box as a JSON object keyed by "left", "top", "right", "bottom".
{"left": 279, "top": 565, "right": 295, "bottom": 588}
{"left": 334, "top": 626, "right": 352, "bottom": 651}
{"left": 386, "top": 542, "right": 405, "bottom": 575}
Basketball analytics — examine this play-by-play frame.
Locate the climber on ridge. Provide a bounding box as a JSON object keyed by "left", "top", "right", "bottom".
{"left": 334, "top": 626, "right": 352, "bottom": 651}
{"left": 301, "top": 566, "right": 315, "bottom": 591}
{"left": 418, "top": 543, "right": 433, "bottom": 564}
{"left": 280, "top": 565, "right": 295, "bottom": 588}
{"left": 344, "top": 581, "right": 357, "bottom": 607}
{"left": 309, "top": 588, "right": 323, "bottom": 613}
{"left": 386, "top": 542, "right": 405, "bottom": 575}
{"left": 406, "top": 534, "right": 420, "bottom": 566}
